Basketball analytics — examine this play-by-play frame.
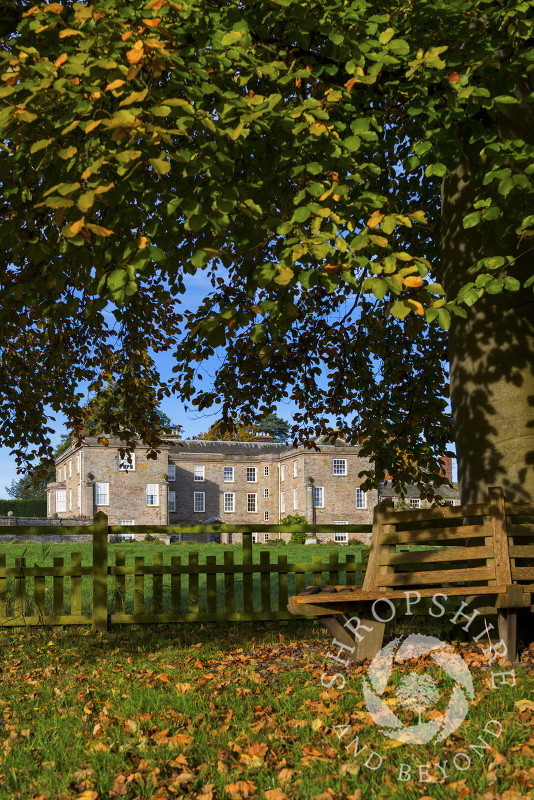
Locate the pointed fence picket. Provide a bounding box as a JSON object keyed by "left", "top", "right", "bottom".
{"left": 0, "top": 513, "right": 370, "bottom": 629}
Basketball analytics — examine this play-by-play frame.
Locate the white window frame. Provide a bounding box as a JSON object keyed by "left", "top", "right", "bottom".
{"left": 264, "top": 529, "right": 269, "bottom": 538}
{"left": 224, "top": 492, "right": 235, "bottom": 513}
{"left": 69, "top": 460, "right": 72, "bottom": 479}
{"left": 117, "top": 519, "right": 135, "bottom": 541}
{"left": 333, "top": 458, "right": 347, "bottom": 476}
{"left": 264, "top": 488, "right": 269, "bottom": 499}
{"left": 194, "top": 492, "right": 205, "bottom": 513}
{"left": 293, "top": 461, "right": 298, "bottom": 478}
{"left": 313, "top": 486, "right": 324, "bottom": 508}
{"left": 119, "top": 452, "right": 135, "bottom": 471}
{"left": 264, "top": 465, "right": 269, "bottom": 477}
{"left": 280, "top": 491, "right": 285, "bottom": 513}
{"left": 194, "top": 465, "right": 205, "bottom": 482}
{"left": 168, "top": 490, "right": 176, "bottom": 512}
{"left": 223, "top": 466, "right": 234, "bottom": 483}
{"left": 334, "top": 528, "right": 348, "bottom": 544}
{"left": 410, "top": 498, "right": 421, "bottom": 508}
{"left": 293, "top": 488, "right": 298, "bottom": 510}
{"left": 280, "top": 464, "right": 285, "bottom": 482}
{"left": 356, "top": 488, "right": 367, "bottom": 509}
{"left": 95, "top": 482, "right": 109, "bottom": 506}
{"left": 69, "top": 488, "right": 72, "bottom": 512}
{"left": 247, "top": 493, "right": 257, "bottom": 513}
{"left": 77, "top": 485, "right": 81, "bottom": 511}
{"left": 56, "top": 489, "right": 66, "bottom": 513}
{"left": 77, "top": 453, "right": 81, "bottom": 474}
{"left": 252, "top": 533, "right": 257, "bottom": 544}
{"left": 264, "top": 512, "right": 269, "bottom": 522}
{"left": 246, "top": 467, "right": 257, "bottom": 483}
{"left": 168, "top": 463, "right": 175, "bottom": 481}
{"left": 47, "top": 492, "right": 50, "bottom": 515}
{"left": 146, "top": 483, "right": 159, "bottom": 506}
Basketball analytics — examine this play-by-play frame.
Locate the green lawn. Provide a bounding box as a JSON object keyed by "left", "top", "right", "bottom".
{"left": 0, "top": 620, "right": 532, "bottom": 800}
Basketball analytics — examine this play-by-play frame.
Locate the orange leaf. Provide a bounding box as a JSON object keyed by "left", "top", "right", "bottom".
{"left": 149, "top": 0, "right": 167, "bottom": 8}
{"left": 122, "top": 29, "right": 135, "bottom": 41}
{"left": 48, "top": 3, "right": 63, "bottom": 12}
{"left": 126, "top": 41, "right": 144, "bottom": 63}
{"left": 54, "top": 53, "right": 67, "bottom": 68}
{"left": 138, "top": 235, "right": 148, "bottom": 249}
{"left": 447, "top": 71, "right": 460, "bottom": 83}
{"left": 265, "top": 791, "right": 287, "bottom": 800}
{"left": 86, "top": 224, "right": 114, "bottom": 237}
{"left": 406, "top": 299, "right": 424, "bottom": 315}
{"left": 295, "top": 77, "right": 301, "bottom": 88}
{"left": 345, "top": 77, "right": 358, "bottom": 92}
{"left": 143, "top": 17, "right": 161, "bottom": 26}
{"left": 324, "top": 264, "right": 339, "bottom": 272}
{"left": 93, "top": 12, "right": 105, "bottom": 20}
{"left": 403, "top": 275, "right": 424, "bottom": 288}
{"left": 71, "top": 217, "right": 85, "bottom": 235}
{"left": 105, "top": 79, "right": 125, "bottom": 91}
{"left": 85, "top": 120, "right": 102, "bottom": 134}
{"left": 59, "top": 28, "right": 81, "bottom": 38}
{"left": 71, "top": 77, "right": 80, "bottom": 85}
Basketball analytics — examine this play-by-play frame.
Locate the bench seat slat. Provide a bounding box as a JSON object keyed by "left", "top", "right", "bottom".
{"left": 376, "top": 566, "right": 493, "bottom": 587}
{"left": 290, "top": 583, "right": 509, "bottom": 607}
{"left": 507, "top": 524, "right": 534, "bottom": 538}
{"left": 378, "top": 545, "right": 492, "bottom": 567}
{"left": 509, "top": 545, "right": 534, "bottom": 558}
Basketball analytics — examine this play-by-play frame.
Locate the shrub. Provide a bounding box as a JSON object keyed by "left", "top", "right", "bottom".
{"left": 263, "top": 539, "right": 286, "bottom": 546}
{"left": 279, "top": 515, "right": 308, "bottom": 546}
{"left": 0, "top": 499, "right": 47, "bottom": 517}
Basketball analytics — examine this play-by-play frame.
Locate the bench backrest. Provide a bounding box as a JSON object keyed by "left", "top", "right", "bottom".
{"left": 506, "top": 499, "right": 534, "bottom": 591}
{"left": 363, "top": 487, "right": 513, "bottom": 593}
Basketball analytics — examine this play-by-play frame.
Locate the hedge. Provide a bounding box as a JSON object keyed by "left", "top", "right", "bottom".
{"left": 0, "top": 499, "right": 47, "bottom": 518}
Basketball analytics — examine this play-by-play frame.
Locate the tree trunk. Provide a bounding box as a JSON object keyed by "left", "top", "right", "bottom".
{"left": 441, "top": 161, "right": 534, "bottom": 504}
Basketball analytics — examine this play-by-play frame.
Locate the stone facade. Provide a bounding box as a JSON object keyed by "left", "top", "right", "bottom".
{"left": 46, "top": 434, "right": 457, "bottom": 543}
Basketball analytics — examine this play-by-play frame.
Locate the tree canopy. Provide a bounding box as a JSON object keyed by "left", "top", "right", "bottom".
{"left": 196, "top": 413, "right": 289, "bottom": 441}
{"left": 0, "top": 0, "right": 532, "bottom": 500}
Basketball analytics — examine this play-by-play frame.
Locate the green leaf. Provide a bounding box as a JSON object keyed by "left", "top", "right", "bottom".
{"left": 485, "top": 278, "right": 504, "bottom": 294}
{"left": 379, "top": 27, "right": 394, "bottom": 45}
{"left": 191, "top": 249, "right": 209, "bottom": 268}
{"left": 343, "top": 136, "right": 361, "bottom": 152}
{"left": 149, "top": 158, "right": 171, "bottom": 175}
{"left": 307, "top": 182, "right": 324, "bottom": 198}
{"left": 77, "top": 191, "right": 95, "bottom": 212}
{"left": 437, "top": 308, "right": 451, "bottom": 330}
{"left": 293, "top": 206, "right": 311, "bottom": 223}
{"left": 221, "top": 30, "right": 243, "bottom": 47}
{"left": 389, "top": 299, "right": 412, "bottom": 319}
{"left": 503, "top": 276, "right": 520, "bottom": 292}
{"left": 30, "top": 138, "right": 52, "bottom": 154}
{"left": 463, "top": 212, "right": 480, "bottom": 229}
{"left": 274, "top": 267, "right": 294, "bottom": 285}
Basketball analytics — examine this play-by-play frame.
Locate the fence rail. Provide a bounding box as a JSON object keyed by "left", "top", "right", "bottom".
{"left": 0, "top": 512, "right": 370, "bottom": 630}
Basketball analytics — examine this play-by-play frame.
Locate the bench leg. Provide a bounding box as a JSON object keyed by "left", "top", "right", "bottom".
{"left": 320, "top": 611, "right": 386, "bottom": 663}
{"left": 498, "top": 609, "right": 518, "bottom": 663}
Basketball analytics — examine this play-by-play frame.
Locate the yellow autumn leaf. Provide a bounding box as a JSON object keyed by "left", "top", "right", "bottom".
{"left": 403, "top": 275, "right": 424, "bottom": 288}
{"left": 59, "top": 28, "right": 81, "bottom": 38}
{"left": 100, "top": 436, "right": 109, "bottom": 446}
{"left": 138, "top": 235, "right": 148, "bottom": 249}
{"left": 105, "top": 79, "right": 125, "bottom": 92}
{"left": 54, "top": 53, "right": 67, "bottom": 68}
{"left": 368, "top": 211, "right": 384, "bottom": 229}
{"left": 311, "top": 718, "right": 323, "bottom": 731}
{"left": 515, "top": 699, "right": 534, "bottom": 712}
{"left": 86, "top": 223, "right": 114, "bottom": 237}
{"left": 406, "top": 299, "right": 424, "bottom": 315}
{"left": 309, "top": 122, "right": 326, "bottom": 135}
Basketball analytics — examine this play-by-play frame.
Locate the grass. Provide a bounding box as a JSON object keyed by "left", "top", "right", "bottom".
{"left": 0, "top": 618, "right": 532, "bottom": 800}
{"left": 0, "top": 541, "right": 368, "bottom": 618}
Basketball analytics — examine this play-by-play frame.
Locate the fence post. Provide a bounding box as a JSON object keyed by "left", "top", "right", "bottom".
{"left": 92, "top": 512, "right": 109, "bottom": 632}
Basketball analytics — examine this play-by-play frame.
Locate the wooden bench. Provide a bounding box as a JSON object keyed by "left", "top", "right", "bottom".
{"left": 287, "top": 487, "right": 533, "bottom": 662}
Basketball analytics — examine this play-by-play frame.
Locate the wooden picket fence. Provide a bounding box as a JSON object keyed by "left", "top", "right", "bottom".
{"left": 0, "top": 512, "right": 370, "bottom": 630}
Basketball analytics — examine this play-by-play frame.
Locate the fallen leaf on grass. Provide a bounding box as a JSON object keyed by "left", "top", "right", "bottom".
{"left": 515, "top": 699, "right": 534, "bottom": 712}
{"left": 265, "top": 790, "right": 287, "bottom": 800}
{"left": 225, "top": 780, "right": 257, "bottom": 798}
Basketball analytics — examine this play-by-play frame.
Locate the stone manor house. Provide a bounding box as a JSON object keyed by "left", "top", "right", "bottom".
{"left": 46, "top": 432, "right": 457, "bottom": 544}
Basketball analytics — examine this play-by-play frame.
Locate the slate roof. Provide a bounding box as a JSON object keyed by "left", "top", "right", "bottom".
{"left": 168, "top": 439, "right": 289, "bottom": 456}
